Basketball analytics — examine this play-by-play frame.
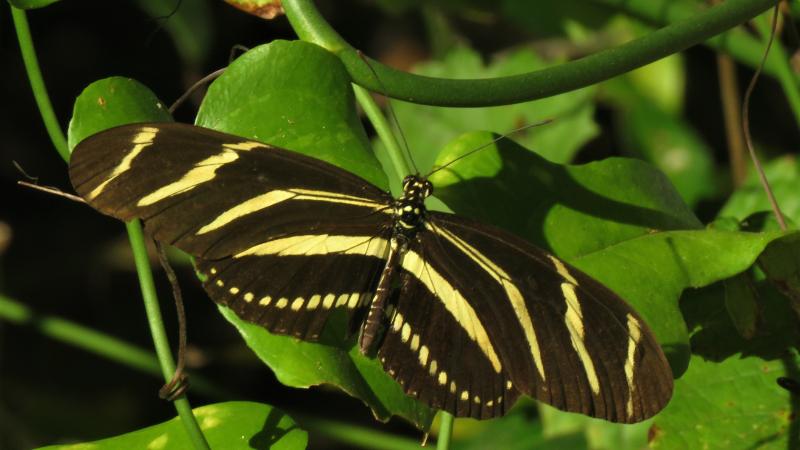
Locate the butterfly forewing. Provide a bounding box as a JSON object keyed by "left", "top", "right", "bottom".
{"left": 69, "top": 123, "right": 393, "bottom": 259}
{"left": 70, "top": 123, "right": 395, "bottom": 340}
{"left": 69, "top": 122, "right": 673, "bottom": 423}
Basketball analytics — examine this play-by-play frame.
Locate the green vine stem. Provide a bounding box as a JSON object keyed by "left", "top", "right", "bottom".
{"left": 283, "top": 0, "right": 779, "bottom": 107}
{"left": 0, "top": 295, "right": 229, "bottom": 399}
{"left": 126, "top": 223, "right": 211, "bottom": 449}
{"left": 11, "top": 6, "right": 210, "bottom": 449}
{"left": 11, "top": 6, "right": 68, "bottom": 160}
{"left": 353, "top": 85, "right": 411, "bottom": 182}
{"left": 591, "top": 0, "right": 785, "bottom": 78}
{"left": 596, "top": 0, "right": 800, "bottom": 124}
{"left": 436, "top": 412, "right": 454, "bottom": 450}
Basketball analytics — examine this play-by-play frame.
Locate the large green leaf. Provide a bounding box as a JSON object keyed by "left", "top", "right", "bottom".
{"left": 430, "top": 131, "right": 701, "bottom": 258}
{"left": 652, "top": 281, "right": 800, "bottom": 449}
{"left": 196, "top": 39, "right": 387, "bottom": 189}
{"left": 383, "top": 45, "right": 598, "bottom": 172}
{"left": 35, "top": 402, "right": 307, "bottom": 450}
{"left": 219, "top": 308, "right": 434, "bottom": 428}
{"left": 195, "top": 40, "right": 433, "bottom": 428}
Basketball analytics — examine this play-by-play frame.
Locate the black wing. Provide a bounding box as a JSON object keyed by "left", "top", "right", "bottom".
{"left": 379, "top": 211, "right": 672, "bottom": 422}
{"left": 70, "top": 122, "right": 395, "bottom": 339}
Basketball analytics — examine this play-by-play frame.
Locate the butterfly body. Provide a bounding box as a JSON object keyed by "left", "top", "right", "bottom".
{"left": 69, "top": 122, "right": 673, "bottom": 422}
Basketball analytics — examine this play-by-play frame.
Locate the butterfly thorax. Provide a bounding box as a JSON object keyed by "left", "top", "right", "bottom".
{"left": 393, "top": 175, "right": 432, "bottom": 237}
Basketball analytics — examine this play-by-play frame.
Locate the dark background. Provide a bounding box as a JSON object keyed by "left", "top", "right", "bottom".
{"left": 0, "top": 1, "right": 796, "bottom": 449}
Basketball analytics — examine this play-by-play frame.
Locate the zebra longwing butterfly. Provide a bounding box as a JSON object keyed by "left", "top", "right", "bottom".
{"left": 68, "top": 122, "right": 673, "bottom": 422}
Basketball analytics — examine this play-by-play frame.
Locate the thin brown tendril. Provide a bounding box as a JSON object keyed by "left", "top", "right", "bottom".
{"left": 742, "top": 3, "right": 787, "bottom": 230}
{"left": 169, "top": 68, "right": 226, "bottom": 114}
{"left": 154, "top": 240, "right": 190, "bottom": 401}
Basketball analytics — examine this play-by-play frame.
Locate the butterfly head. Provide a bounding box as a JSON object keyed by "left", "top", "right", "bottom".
{"left": 394, "top": 175, "right": 432, "bottom": 232}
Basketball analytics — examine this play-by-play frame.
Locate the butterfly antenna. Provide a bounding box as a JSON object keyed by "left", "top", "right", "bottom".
{"left": 426, "top": 120, "right": 553, "bottom": 177}
{"left": 357, "top": 51, "right": 419, "bottom": 174}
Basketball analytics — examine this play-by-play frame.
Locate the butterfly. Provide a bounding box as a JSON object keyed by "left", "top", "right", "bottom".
{"left": 68, "top": 122, "right": 673, "bottom": 422}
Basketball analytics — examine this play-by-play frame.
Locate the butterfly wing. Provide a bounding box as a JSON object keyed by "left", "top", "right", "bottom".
{"left": 69, "top": 122, "right": 393, "bottom": 258}
{"left": 378, "top": 211, "right": 672, "bottom": 422}
{"left": 70, "top": 122, "right": 395, "bottom": 339}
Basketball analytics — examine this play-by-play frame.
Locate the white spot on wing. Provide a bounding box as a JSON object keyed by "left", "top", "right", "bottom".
{"left": 418, "top": 345, "right": 429, "bottom": 366}
{"left": 291, "top": 297, "right": 304, "bottom": 311}
{"left": 307, "top": 294, "right": 321, "bottom": 310}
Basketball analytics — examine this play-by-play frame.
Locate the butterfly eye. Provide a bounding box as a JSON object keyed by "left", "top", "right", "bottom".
{"left": 423, "top": 181, "right": 433, "bottom": 197}
{"left": 402, "top": 175, "right": 415, "bottom": 191}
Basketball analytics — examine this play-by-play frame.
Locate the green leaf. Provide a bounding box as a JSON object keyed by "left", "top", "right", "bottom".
{"left": 572, "top": 228, "right": 785, "bottom": 375}
{"left": 35, "top": 401, "right": 307, "bottom": 450}
{"left": 67, "top": 77, "right": 172, "bottom": 151}
{"left": 653, "top": 282, "right": 800, "bottom": 449}
{"left": 8, "top": 0, "right": 59, "bottom": 9}
{"left": 196, "top": 39, "right": 387, "bottom": 189}
{"left": 197, "top": 40, "right": 432, "bottom": 428}
{"left": 218, "top": 308, "right": 435, "bottom": 429}
{"left": 719, "top": 155, "right": 800, "bottom": 224}
{"left": 385, "top": 45, "right": 598, "bottom": 170}
{"left": 430, "top": 131, "right": 701, "bottom": 258}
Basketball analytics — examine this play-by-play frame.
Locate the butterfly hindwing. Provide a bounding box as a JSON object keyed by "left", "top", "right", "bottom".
{"left": 380, "top": 212, "right": 673, "bottom": 423}
{"left": 196, "top": 232, "right": 391, "bottom": 341}
{"left": 377, "top": 239, "right": 521, "bottom": 419}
